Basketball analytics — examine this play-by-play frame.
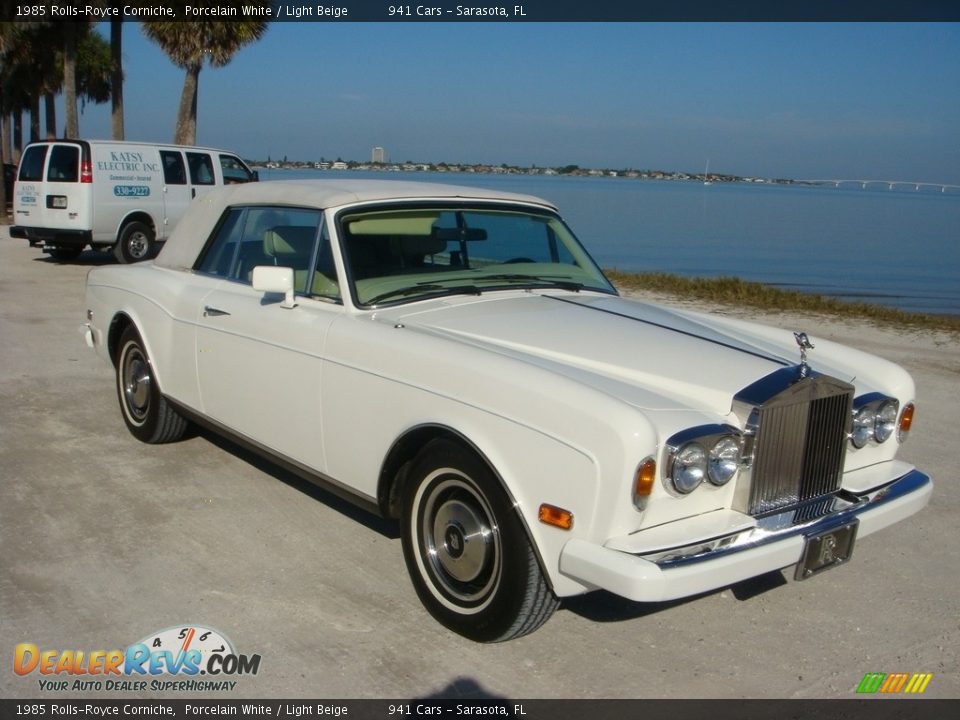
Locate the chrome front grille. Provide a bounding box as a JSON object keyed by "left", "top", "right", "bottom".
{"left": 737, "top": 373, "right": 853, "bottom": 517}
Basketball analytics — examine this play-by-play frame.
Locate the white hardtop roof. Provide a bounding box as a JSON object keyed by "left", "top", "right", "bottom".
{"left": 155, "top": 179, "right": 558, "bottom": 270}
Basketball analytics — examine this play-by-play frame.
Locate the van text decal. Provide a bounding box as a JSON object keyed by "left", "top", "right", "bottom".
{"left": 97, "top": 152, "right": 160, "bottom": 174}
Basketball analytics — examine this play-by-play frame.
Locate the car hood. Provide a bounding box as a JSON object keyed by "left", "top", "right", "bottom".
{"left": 386, "top": 292, "right": 828, "bottom": 415}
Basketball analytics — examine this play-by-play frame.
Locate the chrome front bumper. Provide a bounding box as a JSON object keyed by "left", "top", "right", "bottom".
{"left": 558, "top": 468, "right": 932, "bottom": 603}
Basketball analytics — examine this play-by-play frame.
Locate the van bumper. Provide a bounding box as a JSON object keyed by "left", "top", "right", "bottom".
{"left": 12, "top": 226, "right": 92, "bottom": 248}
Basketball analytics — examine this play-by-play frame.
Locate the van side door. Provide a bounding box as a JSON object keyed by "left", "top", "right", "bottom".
{"left": 159, "top": 150, "right": 192, "bottom": 240}
{"left": 185, "top": 151, "right": 217, "bottom": 201}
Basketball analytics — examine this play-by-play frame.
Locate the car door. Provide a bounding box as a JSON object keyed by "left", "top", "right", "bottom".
{"left": 193, "top": 205, "right": 342, "bottom": 473}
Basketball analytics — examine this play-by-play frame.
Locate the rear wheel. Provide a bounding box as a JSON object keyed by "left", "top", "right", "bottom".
{"left": 116, "top": 326, "right": 187, "bottom": 443}
{"left": 114, "top": 221, "right": 155, "bottom": 263}
{"left": 401, "top": 439, "right": 558, "bottom": 641}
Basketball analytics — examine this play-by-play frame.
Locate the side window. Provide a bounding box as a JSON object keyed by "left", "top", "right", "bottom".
{"left": 160, "top": 151, "right": 187, "bottom": 185}
{"left": 195, "top": 208, "right": 246, "bottom": 278}
{"left": 309, "top": 222, "right": 340, "bottom": 300}
{"left": 186, "top": 152, "right": 215, "bottom": 185}
{"left": 18, "top": 145, "right": 49, "bottom": 181}
{"left": 219, "top": 155, "right": 253, "bottom": 184}
{"left": 47, "top": 145, "right": 79, "bottom": 182}
{"left": 195, "top": 206, "right": 323, "bottom": 292}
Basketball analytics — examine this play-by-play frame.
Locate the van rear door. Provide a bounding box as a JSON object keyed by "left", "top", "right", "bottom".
{"left": 14, "top": 142, "right": 89, "bottom": 234}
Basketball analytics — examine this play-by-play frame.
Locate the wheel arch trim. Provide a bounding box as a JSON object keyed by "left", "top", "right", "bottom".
{"left": 378, "top": 423, "right": 557, "bottom": 593}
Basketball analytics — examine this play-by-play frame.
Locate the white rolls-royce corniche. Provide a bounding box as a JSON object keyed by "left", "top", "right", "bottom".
{"left": 84, "top": 180, "right": 931, "bottom": 641}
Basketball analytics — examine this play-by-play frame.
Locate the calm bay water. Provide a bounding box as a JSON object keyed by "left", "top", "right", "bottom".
{"left": 260, "top": 169, "right": 960, "bottom": 316}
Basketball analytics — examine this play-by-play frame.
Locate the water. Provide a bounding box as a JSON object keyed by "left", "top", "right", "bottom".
{"left": 258, "top": 169, "right": 960, "bottom": 316}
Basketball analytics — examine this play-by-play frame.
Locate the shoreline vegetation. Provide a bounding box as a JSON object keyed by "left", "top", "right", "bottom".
{"left": 605, "top": 270, "right": 960, "bottom": 332}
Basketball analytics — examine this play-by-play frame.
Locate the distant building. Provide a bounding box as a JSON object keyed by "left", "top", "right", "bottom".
{"left": 372, "top": 146, "right": 385, "bottom": 164}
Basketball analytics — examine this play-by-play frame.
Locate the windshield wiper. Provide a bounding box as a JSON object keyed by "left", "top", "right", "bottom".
{"left": 476, "top": 274, "right": 584, "bottom": 292}
{"left": 365, "top": 284, "right": 482, "bottom": 306}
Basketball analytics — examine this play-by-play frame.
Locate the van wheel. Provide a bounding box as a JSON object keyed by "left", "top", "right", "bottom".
{"left": 48, "top": 246, "right": 83, "bottom": 261}
{"left": 115, "top": 222, "right": 155, "bottom": 263}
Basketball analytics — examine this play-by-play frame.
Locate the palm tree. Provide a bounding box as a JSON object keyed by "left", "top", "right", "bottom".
{"left": 110, "top": 5, "right": 123, "bottom": 139}
{"left": 142, "top": 9, "right": 270, "bottom": 145}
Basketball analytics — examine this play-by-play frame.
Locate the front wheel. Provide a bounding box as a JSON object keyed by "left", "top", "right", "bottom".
{"left": 114, "top": 221, "right": 155, "bottom": 263}
{"left": 401, "top": 439, "right": 558, "bottom": 641}
{"left": 116, "top": 326, "right": 187, "bottom": 443}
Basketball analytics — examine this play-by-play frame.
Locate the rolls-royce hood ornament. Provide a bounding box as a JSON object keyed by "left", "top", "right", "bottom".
{"left": 794, "top": 331, "right": 815, "bottom": 378}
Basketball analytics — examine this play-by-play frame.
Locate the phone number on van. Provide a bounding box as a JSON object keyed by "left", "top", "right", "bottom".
{"left": 114, "top": 185, "right": 151, "bottom": 197}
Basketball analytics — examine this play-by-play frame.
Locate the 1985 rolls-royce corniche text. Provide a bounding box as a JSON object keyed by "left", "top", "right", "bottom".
{"left": 84, "top": 180, "right": 932, "bottom": 641}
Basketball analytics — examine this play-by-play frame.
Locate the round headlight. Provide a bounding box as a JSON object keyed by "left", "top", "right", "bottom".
{"left": 851, "top": 406, "right": 875, "bottom": 448}
{"left": 874, "top": 399, "right": 899, "bottom": 444}
{"left": 671, "top": 443, "right": 706, "bottom": 494}
{"left": 707, "top": 436, "right": 740, "bottom": 485}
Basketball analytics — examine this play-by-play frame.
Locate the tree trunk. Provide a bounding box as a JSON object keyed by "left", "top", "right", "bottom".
{"left": 63, "top": 23, "right": 79, "bottom": 138}
{"left": 0, "top": 96, "right": 6, "bottom": 215}
{"left": 13, "top": 112, "right": 23, "bottom": 164}
{"left": 44, "top": 93, "right": 57, "bottom": 139}
{"left": 2, "top": 109, "right": 11, "bottom": 164}
{"left": 174, "top": 63, "right": 200, "bottom": 145}
{"left": 29, "top": 94, "right": 40, "bottom": 143}
{"left": 110, "top": 13, "right": 124, "bottom": 140}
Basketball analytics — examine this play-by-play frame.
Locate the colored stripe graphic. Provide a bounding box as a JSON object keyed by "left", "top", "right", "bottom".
{"left": 856, "top": 673, "right": 885, "bottom": 693}
{"left": 880, "top": 672, "right": 910, "bottom": 693}
{"left": 904, "top": 673, "right": 933, "bottom": 694}
{"left": 857, "top": 672, "right": 932, "bottom": 694}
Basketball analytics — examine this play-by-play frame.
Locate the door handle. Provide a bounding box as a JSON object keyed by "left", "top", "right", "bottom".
{"left": 203, "top": 306, "right": 230, "bottom": 317}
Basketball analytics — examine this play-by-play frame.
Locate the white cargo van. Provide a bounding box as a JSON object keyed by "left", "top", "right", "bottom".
{"left": 11, "top": 139, "right": 258, "bottom": 262}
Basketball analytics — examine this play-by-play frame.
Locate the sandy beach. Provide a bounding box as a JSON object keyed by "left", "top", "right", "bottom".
{"left": 1, "top": 225, "right": 957, "bottom": 698}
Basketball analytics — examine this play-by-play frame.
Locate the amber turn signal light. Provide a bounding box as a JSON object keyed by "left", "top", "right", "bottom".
{"left": 539, "top": 503, "right": 574, "bottom": 530}
{"left": 633, "top": 457, "right": 657, "bottom": 510}
{"left": 898, "top": 403, "right": 915, "bottom": 442}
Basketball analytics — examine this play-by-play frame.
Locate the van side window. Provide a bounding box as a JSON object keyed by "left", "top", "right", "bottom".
{"left": 186, "top": 152, "right": 215, "bottom": 185}
{"left": 47, "top": 145, "right": 79, "bottom": 182}
{"left": 220, "top": 155, "right": 253, "bottom": 184}
{"left": 18, "top": 145, "right": 49, "bottom": 182}
{"left": 160, "top": 151, "right": 187, "bottom": 185}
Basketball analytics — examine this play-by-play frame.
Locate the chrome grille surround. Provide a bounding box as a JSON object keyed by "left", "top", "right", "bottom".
{"left": 733, "top": 367, "right": 854, "bottom": 517}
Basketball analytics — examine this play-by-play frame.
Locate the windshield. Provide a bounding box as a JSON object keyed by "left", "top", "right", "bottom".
{"left": 337, "top": 205, "right": 616, "bottom": 306}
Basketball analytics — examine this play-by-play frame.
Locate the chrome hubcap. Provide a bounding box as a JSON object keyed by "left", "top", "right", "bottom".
{"left": 128, "top": 232, "right": 149, "bottom": 259}
{"left": 123, "top": 350, "right": 151, "bottom": 421}
{"left": 421, "top": 477, "right": 500, "bottom": 604}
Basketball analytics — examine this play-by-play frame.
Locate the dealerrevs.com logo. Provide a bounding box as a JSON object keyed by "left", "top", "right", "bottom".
{"left": 14, "top": 625, "right": 261, "bottom": 692}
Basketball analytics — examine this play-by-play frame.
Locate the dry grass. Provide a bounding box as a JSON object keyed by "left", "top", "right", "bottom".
{"left": 604, "top": 270, "right": 960, "bottom": 333}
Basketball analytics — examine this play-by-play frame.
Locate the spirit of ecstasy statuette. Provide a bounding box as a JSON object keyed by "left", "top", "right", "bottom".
{"left": 794, "top": 331, "right": 815, "bottom": 378}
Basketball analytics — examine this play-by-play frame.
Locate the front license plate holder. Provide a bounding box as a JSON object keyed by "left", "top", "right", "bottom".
{"left": 795, "top": 519, "right": 858, "bottom": 581}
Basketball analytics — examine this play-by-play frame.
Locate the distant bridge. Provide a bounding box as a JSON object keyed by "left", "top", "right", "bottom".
{"left": 800, "top": 179, "right": 960, "bottom": 194}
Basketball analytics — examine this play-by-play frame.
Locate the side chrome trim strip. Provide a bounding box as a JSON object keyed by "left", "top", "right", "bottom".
{"left": 166, "top": 396, "right": 382, "bottom": 517}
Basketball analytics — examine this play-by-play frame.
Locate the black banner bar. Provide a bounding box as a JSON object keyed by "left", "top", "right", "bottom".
{"left": 1, "top": 1, "right": 959, "bottom": 23}
{"left": 1, "top": 699, "right": 958, "bottom": 720}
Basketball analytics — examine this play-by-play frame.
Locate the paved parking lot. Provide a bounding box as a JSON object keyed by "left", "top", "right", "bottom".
{"left": 1, "top": 228, "right": 957, "bottom": 699}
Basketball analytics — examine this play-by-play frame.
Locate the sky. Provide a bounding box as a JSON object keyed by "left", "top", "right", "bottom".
{"left": 62, "top": 21, "right": 960, "bottom": 184}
